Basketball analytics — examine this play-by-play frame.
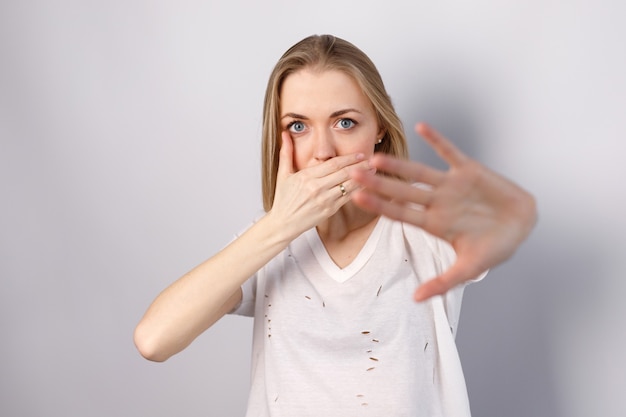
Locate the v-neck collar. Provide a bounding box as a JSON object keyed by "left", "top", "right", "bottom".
{"left": 304, "top": 216, "right": 388, "bottom": 283}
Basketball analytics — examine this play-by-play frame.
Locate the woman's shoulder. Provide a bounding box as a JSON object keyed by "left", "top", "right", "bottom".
{"left": 394, "top": 218, "right": 454, "bottom": 252}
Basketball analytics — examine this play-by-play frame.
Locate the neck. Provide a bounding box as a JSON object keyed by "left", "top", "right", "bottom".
{"left": 316, "top": 202, "right": 379, "bottom": 242}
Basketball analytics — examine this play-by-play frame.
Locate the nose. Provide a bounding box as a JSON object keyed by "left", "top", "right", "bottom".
{"left": 313, "top": 128, "right": 336, "bottom": 162}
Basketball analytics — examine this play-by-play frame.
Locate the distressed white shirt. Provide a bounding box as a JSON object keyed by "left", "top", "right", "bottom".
{"left": 231, "top": 215, "right": 481, "bottom": 417}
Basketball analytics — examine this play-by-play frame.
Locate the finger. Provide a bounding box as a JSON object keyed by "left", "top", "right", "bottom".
{"left": 301, "top": 158, "right": 371, "bottom": 195}
{"left": 327, "top": 178, "right": 369, "bottom": 215}
{"left": 351, "top": 168, "right": 434, "bottom": 207}
{"left": 351, "top": 189, "right": 427, "bottom": 226}
{"left": 333, "top": 177, "right": 363, "bottom": 199}
{"left": 369, "top": 153, "right": 445, "bottom": 186}
{"left": 306, "top": 152, "right": 366, "bottom": 179}
{"left": 277, "top": 131, "right": 294, "bottom": 178}
{"left": 416, "top": 123, "right": 469, "bottom": 167}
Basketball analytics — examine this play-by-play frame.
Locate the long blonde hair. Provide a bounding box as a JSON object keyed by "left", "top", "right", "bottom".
{"left": 261, "top": 34, "right": 408, "bottom": 211}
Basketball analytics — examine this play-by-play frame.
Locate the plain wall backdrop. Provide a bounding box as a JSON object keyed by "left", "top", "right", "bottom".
{"left": 1, "top": 1, "right": 625, "bottom": 416}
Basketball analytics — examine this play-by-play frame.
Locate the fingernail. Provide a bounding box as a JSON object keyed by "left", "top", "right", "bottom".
{"left": 355, "top": 153, "right": 365, "bottom": 160}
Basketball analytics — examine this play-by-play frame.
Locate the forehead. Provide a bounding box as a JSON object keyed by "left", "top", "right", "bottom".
{"left": 279, "top": 69, "right": 373, "bottom": 115}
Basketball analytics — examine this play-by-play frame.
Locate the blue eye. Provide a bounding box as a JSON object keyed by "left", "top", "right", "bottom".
{"left": 288, "top": 121, "right": 305, "bottom": 133}
{"left": 337, "top": 118, "right": 356, "bottom": 129}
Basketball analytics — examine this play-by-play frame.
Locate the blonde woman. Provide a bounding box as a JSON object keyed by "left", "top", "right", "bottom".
{"left": 134, "top": 34, "right": 536, "bottom": 416}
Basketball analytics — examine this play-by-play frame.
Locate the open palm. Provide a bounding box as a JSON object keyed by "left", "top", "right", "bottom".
{"left": 351, "top": 123, "right": 537, "bottom": 301}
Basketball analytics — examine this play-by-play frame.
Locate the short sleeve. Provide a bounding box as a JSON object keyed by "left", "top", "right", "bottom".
{"left": 229, "top": 274, "right": 257, "bottom": 317}
{"left": 401, "top": 222, "right": 487, "bottom": 337}
{"left": 226, "top": 211, "right": 265, "bottom": 317}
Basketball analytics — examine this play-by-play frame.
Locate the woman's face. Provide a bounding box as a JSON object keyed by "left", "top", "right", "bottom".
{"left": 279, "top": 69, "right": 384, "bottom": 171}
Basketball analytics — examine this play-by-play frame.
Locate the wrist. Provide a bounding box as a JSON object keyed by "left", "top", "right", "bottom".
{"left": 263, "top": 208, "right": 306, "bottom": 245}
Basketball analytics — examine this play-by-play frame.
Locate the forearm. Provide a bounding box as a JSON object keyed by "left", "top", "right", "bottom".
{"left": 133, "top": 213, "right": 294, "bottom": 361}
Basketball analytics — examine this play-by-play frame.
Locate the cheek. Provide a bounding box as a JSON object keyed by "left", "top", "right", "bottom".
{"left": 344, "top": 137, "right": 377, "bottom": 156}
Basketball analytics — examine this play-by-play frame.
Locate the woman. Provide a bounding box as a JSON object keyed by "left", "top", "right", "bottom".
{"left": 134, "top": 34, "right": 536, "bottom": 416}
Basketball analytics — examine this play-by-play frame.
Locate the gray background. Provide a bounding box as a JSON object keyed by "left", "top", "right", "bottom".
{"left": 1, "top": 1, "right": 625, "bottom": 416}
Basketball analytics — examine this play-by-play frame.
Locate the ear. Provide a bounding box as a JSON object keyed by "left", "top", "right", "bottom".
{"left": 376, "top": 127, "right": 386, "bottom": 143}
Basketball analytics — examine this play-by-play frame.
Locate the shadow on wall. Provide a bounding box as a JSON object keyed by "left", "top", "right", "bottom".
{"left": 460, "top": 215, "right": 608, "bottom": 417}
{"left": 393, "top": 67, "right": 484, "bottom": 167}
{"left": 395, "top": 73, "right": 583, "bottom": 417}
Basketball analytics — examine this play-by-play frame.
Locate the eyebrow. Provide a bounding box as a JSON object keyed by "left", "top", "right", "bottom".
{"left": 280, "top": 108, "right": 362, "bottom": 120}
{"left": 281, "top": 112, "right": 308, "bottom": 120}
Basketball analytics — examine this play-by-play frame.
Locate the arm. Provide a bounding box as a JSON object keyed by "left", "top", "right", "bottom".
{"left": 134, "top": 132, "right": 369, "bottom": 361}
{"left": 133, "top": 213, "right": 292, "bottom": 362}
{"left": 351, "top": 123, "right": 537, "bottom": 301}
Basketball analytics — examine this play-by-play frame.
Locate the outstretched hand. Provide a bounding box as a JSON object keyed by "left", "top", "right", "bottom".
{"left": 351, "top": 123, "right": 537, "bottom": 301}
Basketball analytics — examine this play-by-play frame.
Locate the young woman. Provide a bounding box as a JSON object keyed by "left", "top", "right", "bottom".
{"left": 134, "top": 34, "right": 536, "bottom": 416}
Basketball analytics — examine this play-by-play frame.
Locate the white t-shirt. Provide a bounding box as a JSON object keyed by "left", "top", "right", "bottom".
{"left": 231, "top": 215, "right": 480, "bottom": 417}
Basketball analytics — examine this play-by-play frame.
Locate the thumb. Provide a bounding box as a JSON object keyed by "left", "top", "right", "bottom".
{"left": 277, "top": 131, "right": 295, "bottom": 178}
{"left": 413, "top": 257, "right": 484, "bottom": 302}
{"left": 413, "top": 276, "right": 451, "bottom": 302}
